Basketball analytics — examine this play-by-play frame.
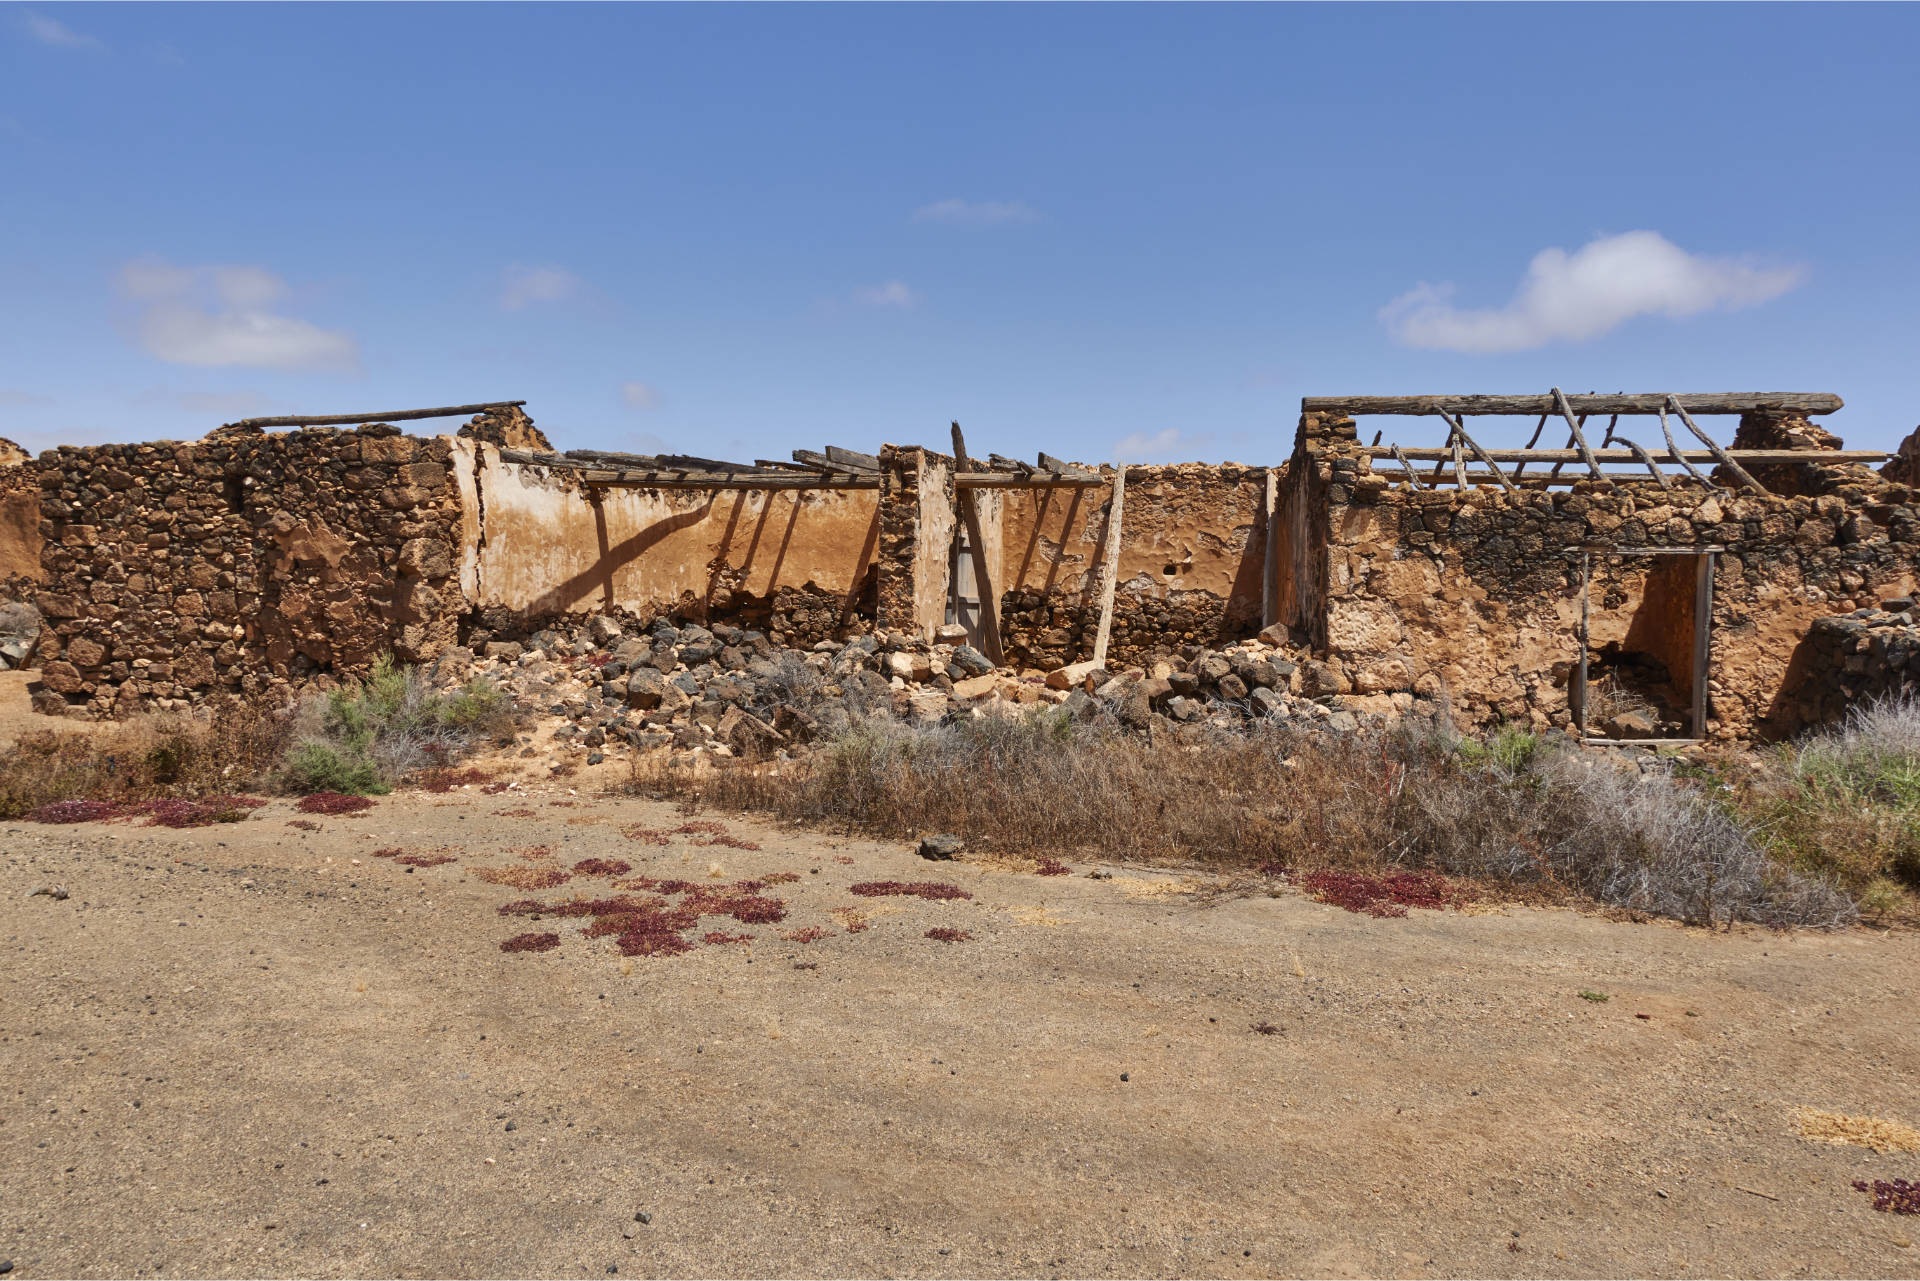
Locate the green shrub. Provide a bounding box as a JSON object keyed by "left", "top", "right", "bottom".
{"left": 277, "top": 654, "right": 523, "bottom": 794}
{"left": 279, "top": 741, "right": 390, "bottom": 796}
{"left": 1743, "top": 695, "right": 1920, "bottom": 917}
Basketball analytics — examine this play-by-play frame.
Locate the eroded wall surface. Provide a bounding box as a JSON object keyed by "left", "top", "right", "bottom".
{"left": 1297, "top": 412, "right": 1920, "bottom": 740}
{"left": 998, "top": 463, "right": 1271, "bottom": 669}
{"left": 457, "top": 440, "right": 879, "bottom": 644}
{"left": 17, "top": 425, "right": 467, "bottom": 717}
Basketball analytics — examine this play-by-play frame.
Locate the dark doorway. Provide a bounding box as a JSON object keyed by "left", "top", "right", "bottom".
{"left": 1573, "top": 548, "right": 1717, "bottom": 743}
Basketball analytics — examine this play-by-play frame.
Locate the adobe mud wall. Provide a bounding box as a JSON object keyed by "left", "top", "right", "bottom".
{"left": 997, "top": 463, "right": 1272, "bottom": 670}
{"left": 1293, "top": 411, "right": 1920, "bottom": 740}
{"left": 457, "top": 440, "right": 880, "bottom": 647}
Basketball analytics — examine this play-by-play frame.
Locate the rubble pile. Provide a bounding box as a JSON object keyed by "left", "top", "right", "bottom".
{"left": 440, "top": 613, "right": 1449, "bottom": 769}
{"left": 1799, "top": 596, "right": 1920, "bottom": 724}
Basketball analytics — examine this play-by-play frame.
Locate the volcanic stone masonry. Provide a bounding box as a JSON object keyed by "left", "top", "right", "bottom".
{"left": 3, "top": 400, "right": 1920, "bottom": 742}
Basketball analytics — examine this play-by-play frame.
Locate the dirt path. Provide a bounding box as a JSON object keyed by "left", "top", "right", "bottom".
{"left": 3, "top": 787, "right": 1917, "bottom": 1279}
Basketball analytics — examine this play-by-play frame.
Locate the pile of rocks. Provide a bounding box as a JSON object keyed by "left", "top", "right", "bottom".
{"left": 0, "top": 601, "right": 41, "bottom": 671}
{"left": 437, "top": 612, "right": 1447, "bottom": 769}
{"left": 1798, "top": 596, "right": 1920, "bottom": 724}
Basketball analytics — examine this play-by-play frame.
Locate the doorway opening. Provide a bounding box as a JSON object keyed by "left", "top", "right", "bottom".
{"left": 946, "top": 525, "right": 984, "bottom": 651}
{"left": 1572, "top": 547, "right": 1718, "bottom": 744}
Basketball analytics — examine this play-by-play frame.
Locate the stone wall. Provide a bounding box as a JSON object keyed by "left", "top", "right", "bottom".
{"left": 1292, "top": 413, "right": 1920, "bottom": 740}
{"left": 17, "top": 424, "right": 467, "bottom": 717}
{"left": 1797, "top": 603, "right": 1920, "bottom": 725}
{"left": 997, "top": 462, "right": 1271, "bottom": 670}
{"left": 9, "top": 399, "right": 1918, "bottom": 739}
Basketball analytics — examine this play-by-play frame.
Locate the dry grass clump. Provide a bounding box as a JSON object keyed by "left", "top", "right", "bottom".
{"left": 924, "top": 927, "right": 971, "bottom": 942}
{"left": 1794, "top": 1108, "right": 1920, "bottom": 1154}
{"left": 1739, "top": 695, "right": 1920, "bottom": 919}
{"left": 849, "top": 880, "right": 972, "bottom": 901}
{"left": 296, "top": 791, "right": 377, "bottom": 815}
{"left": 472, "top": 864, "right": 573, "bottom": 890}
{"left": 633, "top": 709, "right": 1855, "bottom": 929}
{"left": 0, "top": 703, "right": 287, "bottom": 821}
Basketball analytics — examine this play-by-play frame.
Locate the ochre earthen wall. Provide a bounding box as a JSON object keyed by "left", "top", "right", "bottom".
{"left": 457, "top": 440, "right": 879, "bottom": 645}
{"left": 996, "top": 463, "right": 1271, "bottom": 669}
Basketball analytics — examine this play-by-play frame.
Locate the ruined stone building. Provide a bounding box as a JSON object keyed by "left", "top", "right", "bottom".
{"left": 3, "top": 390, "right": 1916, "bottom": 743}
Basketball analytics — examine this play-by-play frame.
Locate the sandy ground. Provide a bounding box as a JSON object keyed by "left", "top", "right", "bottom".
{"left": 4, "top": 781, "right": 1919, "bottom": 1280}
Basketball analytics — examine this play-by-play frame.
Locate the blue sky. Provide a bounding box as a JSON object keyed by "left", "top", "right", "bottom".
{"left": 3, "top": 3, "right": 1916, "bottom": 464}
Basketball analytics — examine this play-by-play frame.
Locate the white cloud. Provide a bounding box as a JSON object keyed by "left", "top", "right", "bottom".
{"left": 853, "top": 280, "right": 918, "bottom": 309}
{"left": 501, "top": 264, "right": 583, "bottom": 311}
{"left": 1112, "top": 427, "right": 1209, "bottom": 464}
{"left": 1379, "top": 231, "right": 1807, "bottom": 354}
{"left": 21, "top": 9, "right": 101, "bottom": 49}
{"left": 118, "top": 257, "right": 357, "bottom": 370}
{"left": 620, "top": 381, "right": 661, "bottom": 412}
{"left": 912, "top": 198, "right": 1040, "bottom": 226}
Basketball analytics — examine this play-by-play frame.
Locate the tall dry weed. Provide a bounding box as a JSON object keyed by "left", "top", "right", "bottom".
{"left": 633, "top": 708, "right": 1855, "bottom": 929}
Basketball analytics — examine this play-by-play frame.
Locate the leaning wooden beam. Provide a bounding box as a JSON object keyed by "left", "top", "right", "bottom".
{"left": 1657, "top": 409, "right": 1718, "bottom": 488}
{"left": 988, "top": 453, "right": 1035, "bottom": 475}
{"left": 655, "top": 453, "right": 767, "bottom": 473}
{"left": 1303, "top": 392, "right": 1843, "bottom": 417}
{"left": 1437, "top": 410, "right": 1519, "bottom": 496}
{"left": 564, "top": 448, "right": 666, "bottom": 467}
{"left": 825, "top": 445, "right": 882, "bottom": 473}
{"left": 1546, "top": 421, "right": 1580, "bottom": 480}
{"left": 1552, "top": 388, "right": 1606, "bottom": 479}
{"left": 1511, "top": 413, "right": 1550, "bottom": 478}
{"left": 503, "top": 448, "right": 1106, "bottom": 489}
{"left": 1613, "top": 436, "right": 1672, "bottom": 491}
{"left": 950, "top": 423, "right": 1005, "bottom": 665}
{"left": 1261, "top": 467, "right": 1280, "bottom": 625}
{"left": 1668, "top": 395, "right": 1770, "bottom": 495}
{"left": 1388, "top": 444, "right": 1424, "bottom": 489}
{"left": 1036, "top": 451, "right": 1101, "bottom": 481}
{"left": 226, "top": 400, "right": 526, "bottom": 430}
{"left": 792, "top": 448, "right": 869, "bottom": 475}
{"left": 1090, "top": 466, "right": 1127, "bottom": 667}
{"left": 498, "top": 451, "right": 879, "bottom": 488}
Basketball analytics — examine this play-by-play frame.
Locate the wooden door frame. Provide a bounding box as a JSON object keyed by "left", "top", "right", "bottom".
{"left": 1572, "top": 545, "right": 1721, "bottom": 746}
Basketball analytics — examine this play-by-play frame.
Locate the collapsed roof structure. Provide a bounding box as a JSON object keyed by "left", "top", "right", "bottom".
{"left": 2, "top": 388, "right": 1914, "bottom": 742}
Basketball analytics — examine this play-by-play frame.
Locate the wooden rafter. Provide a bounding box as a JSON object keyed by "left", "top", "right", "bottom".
{"left": 226, "top": 400, "right": 525, "bottom": 429}
{"left": 1434, "top": 409, "right": 1519, "bottom": 496}
{"left": 1552, "top": 387, "right": 1606, "bottom": 480}
{"left": 1305, "top": 392, "right": 1842, "bottom": 417}
{"left": 1668, "top": 395, "right": 1769, "bottom": 495}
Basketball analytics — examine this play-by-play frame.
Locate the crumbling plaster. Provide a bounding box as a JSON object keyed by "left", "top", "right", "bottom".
{"left": 455, "top": 439, "right": 879, "bottom": 632}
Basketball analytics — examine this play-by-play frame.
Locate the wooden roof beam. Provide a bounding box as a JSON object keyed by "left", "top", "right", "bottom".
{"left": 226, "top": 400, "right": 526, "bottom": 429}
{"left": 1304, "top": 392, "right": 1843, "bottom": 417}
